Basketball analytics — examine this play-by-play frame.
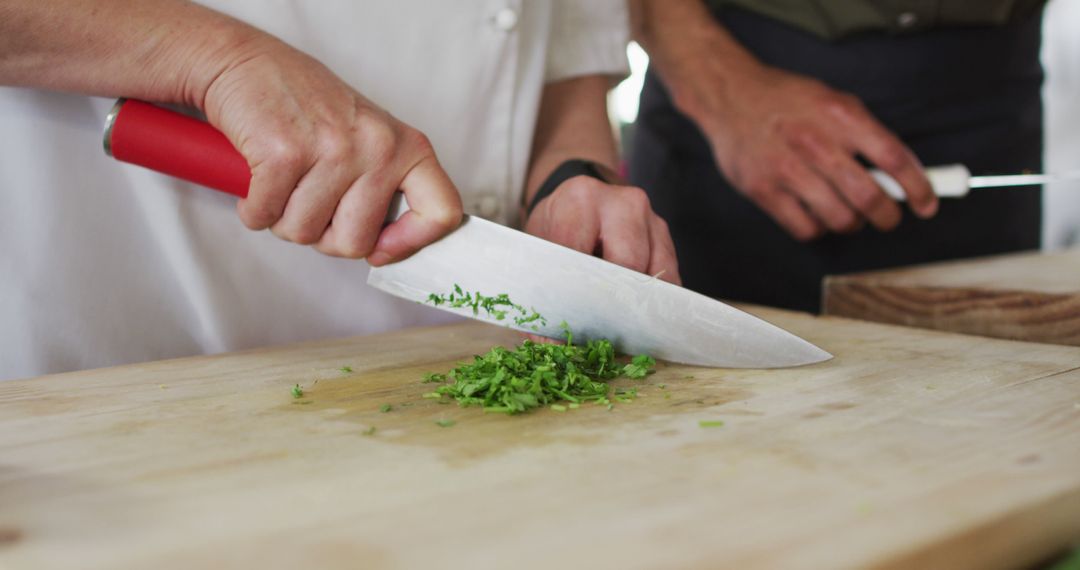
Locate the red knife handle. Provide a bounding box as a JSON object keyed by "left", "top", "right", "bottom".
{"left": 104, "top": 99, "right": 251, "bottom": 198}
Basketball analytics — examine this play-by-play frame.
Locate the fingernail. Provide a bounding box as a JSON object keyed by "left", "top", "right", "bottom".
{"left": 919, "top": 199, "right": 939, "bottom": 219}
{"left": 367, "top": 252, "right": 392, "bottom": 266}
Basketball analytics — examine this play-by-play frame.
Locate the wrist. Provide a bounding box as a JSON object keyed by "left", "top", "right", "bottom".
{"left": 643, "top": 14, "right": 765, "bottom": 144}
{"left": 525, "top": 159, "right": 616, "bottom": 216}
{"left": 174, "top": 19, "right": 274, "bottom": 111}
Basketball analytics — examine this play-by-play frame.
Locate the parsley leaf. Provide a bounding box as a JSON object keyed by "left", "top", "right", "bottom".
{"left": 622, "top": 354, "right": 657, "bottom": 379}
{"left": 291, "top": 384, "right": 304, "bottom": 399}
{"left": 427, "top": 285, "right": 548, "bottom": 330}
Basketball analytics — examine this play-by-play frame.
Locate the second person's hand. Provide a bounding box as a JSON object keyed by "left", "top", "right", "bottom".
{"left": 695, "top": 62, "right": 939, "bottom": 241}
{"left": 632, "top": 0, "right": 938, "bottom": 242}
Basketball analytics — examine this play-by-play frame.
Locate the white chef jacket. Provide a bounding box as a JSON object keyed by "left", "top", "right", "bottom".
{"left": 0, "top": 0, "right": 629, "bottom": 381}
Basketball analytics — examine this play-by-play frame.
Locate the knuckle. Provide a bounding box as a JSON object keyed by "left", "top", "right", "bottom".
{"left": 401, "top": 128, "right": 434, "bottom": 156}
{"left": 653, "top": 215, "right": 670, "bottom": 233}
{"left": 316, "top": 130, "right": 354, "bottom": 164}
{"left": 282, "top": 219, "right": 324, "bottom": 245}
{"left": 561, "top": 177, "right": 596, "bottom": 202}
{"left": 742, "top": 178, "right": 774, "bottom": 201}
{"left": 261, "top": 136, "right": 306, "bottom": 173}
{"left": 793, "top": 222, "right": 821, "bottom": 242}
{"left": 742, "top": 183, "right": 766, "bottom": 200}
{"left": 775, "top": 157, "right": 803, "bottom": 182}
{"left": 239, "top": 200, "right": 280, "bottom": 230}
{"left": 822, "top": 93, "right": 863, "bottom": 120}
{"left": 337, "top": 239, "right": 374, "bottom": 260}
{"left": 357, "top": 118, "right": 400, "bottom": 165}
{"left": 428, "top": 202, "right": 464, "bottom": 233}
{"left": 775, "top": 119, "right": 810, "bottom": 142}
{"left": 875, "top": 145, "right": 910, "bottom": 173}
{"left": 849, "top": 187, "right": 886, "bottom": 212}
{"left": 611, "top": 251, "right": 649, "bottom": 274}
{"left": 830, "top": 208, "right": 859, "bottom": 231}
{"left": 766, "top": 115, "right": 793, "bottom": 138}
{"left": 619, "top": 185, "right": 651, "bottom": 209}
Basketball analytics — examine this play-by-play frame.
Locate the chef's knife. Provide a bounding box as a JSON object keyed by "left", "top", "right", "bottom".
{"left": 103, "top": 99, "right": 832, "bottom": 368}
{"left": 871, "top": 164, "right": 1080, "bottom": 201}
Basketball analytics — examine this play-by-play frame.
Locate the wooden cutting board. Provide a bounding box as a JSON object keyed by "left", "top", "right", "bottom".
{"left": 2, "top": 308, "right": 1080, "bottom": 570}
{"left": 823, "top": 248, "right": 1080, "bottom": 346}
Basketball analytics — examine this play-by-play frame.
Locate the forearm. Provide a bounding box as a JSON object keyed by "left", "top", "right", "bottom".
{"left": 0, "top": 0, "right": 265, "bottom": 108}
{"left": 524, "top": 75, "right": 620, "bottom": 206}
{"left": 630, "top": 0, "right": 761, "bottom": 129}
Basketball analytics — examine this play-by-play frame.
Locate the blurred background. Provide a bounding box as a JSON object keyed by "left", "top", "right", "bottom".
{"left": 612, "top": 0, "right": 1080, "bottom": 251}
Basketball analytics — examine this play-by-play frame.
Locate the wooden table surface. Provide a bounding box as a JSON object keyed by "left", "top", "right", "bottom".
{"left": 823, "top": 248, "right": 1080, "bottom": 346}
{"left": 2, "top": 307, "right": 1080, "bottom": 570}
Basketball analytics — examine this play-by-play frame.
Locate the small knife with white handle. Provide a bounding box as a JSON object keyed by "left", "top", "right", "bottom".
{"left": 871, "top": 164, "right": 1080, "bottom": 201}
{"left": 102, "top": 99, "right": 833, "bottom": 369}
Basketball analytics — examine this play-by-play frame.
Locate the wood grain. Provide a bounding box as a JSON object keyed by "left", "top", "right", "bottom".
{"left": 2, "top": 308, "right": 1080, "bottom": 570}
{"left": 823, "top": 248, "right": 1080, "bottom": 346}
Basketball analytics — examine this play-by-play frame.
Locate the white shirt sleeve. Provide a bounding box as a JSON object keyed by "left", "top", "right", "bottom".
{"left": 545, "top": 0, "right": 631, "bottom": 83}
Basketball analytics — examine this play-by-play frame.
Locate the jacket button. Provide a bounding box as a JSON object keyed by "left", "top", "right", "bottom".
{"left": 492, "top": 8, "right": 519, "bottom": 32}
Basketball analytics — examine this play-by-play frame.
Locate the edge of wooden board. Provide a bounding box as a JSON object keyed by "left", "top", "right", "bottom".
{"left": 822, "top": 279, "right": 1080, "bottom": 347}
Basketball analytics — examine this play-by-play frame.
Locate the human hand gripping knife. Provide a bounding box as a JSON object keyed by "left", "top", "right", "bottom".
{"left": 103, "top": 99, "right": 832, "bottom": 368}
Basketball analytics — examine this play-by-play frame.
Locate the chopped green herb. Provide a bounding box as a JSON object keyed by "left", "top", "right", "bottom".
{"left": 435, "top": 419, "right": 456, "bottom": 428}
{"left": 622, "top": 354, "right": 657, "bottom": 379}
{"left": 339, "top": 365, "right": 353, "bottom": 374}
{"left": 427, "top": 285, "right": 548, "bottom": 330}
{"left": 664, "top": 392, "right": 672, "bottom": 400}
{"left": 1047, "top": 545, "right": 1080, "bottom": 570}
{"left": 658, "top": 384, "right": 667, "bottom": 390}
{"left": 614, "top": 387, "right": 638, "bottom": 403}
{"left": 698, "top": 420, "right": 725, "bottom": 428}
{"left": 362, "top": 426, "right": 377, "bottom": 436}
{"left": 422, "top": 331, "right": 653, "bottom": 414}
{"left": 291, "top": 384, "right": 304, "bottom": 399}
{"left": 550, "top": 404, "right": 567, "bottom": 412}
{"left": 422, "top": 392, "right": 443, "bottom": 399}
{"left": 422, "top": 372, "right": 447, "bottom": 384}
{"left": 379, "top": 404, "right": 393, "bottom": 413}
{"left": 568, "top": 402, "right": 580, "bottom": 409}
{"left": 421, "top": 289, "right": 656, "bottom": 415}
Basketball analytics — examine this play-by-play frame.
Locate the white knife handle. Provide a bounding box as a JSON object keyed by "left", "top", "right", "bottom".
{"left": 870, "top": 164, "right": 971, "bottom": 201}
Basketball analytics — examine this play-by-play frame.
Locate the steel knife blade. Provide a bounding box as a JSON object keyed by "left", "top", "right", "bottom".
{"left": 368, "top": 203, "right": 832, "bottom": 369}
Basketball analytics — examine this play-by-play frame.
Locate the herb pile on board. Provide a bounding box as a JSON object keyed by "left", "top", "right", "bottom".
{"left": 422, "top": 287, "right": 656, "bottom": 415}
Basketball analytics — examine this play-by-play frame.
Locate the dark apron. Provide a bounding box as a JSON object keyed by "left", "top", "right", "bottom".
{"left": 630, "top": 6, "right": 1044, "bottom": 313}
